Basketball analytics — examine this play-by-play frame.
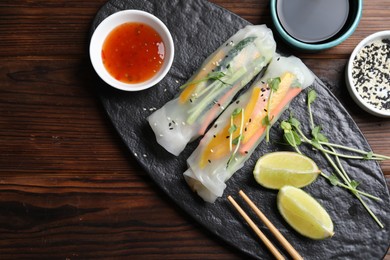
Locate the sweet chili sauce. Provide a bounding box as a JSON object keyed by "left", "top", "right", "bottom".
{"left": 102, "top": 22, "right": 165, "bottom": 84}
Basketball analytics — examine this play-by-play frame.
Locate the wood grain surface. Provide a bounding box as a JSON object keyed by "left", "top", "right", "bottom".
{"left": 0, "top": 0, "right": 389, "bottom": 259}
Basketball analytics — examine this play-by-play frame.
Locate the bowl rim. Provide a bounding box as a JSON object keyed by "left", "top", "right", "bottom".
{"left": 270, "top": 0, "right": 363, "bottom": 51}
{"left": 346, "top": 30, "right": 390, "bottom": 118}
{"left": 89, "top": 10, "right": 174, "bottom": 91}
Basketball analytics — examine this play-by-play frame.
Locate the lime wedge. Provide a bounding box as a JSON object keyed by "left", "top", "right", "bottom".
{"left": 253, "top": 151, "right": 320, "bottom": 189}
{"left": 277, "top": 185, "right": 334, "bottom": 240}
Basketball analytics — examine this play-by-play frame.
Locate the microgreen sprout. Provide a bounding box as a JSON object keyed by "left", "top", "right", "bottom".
{"left": 263, "top": 77, "right": 281, "bottom": 142}
{"left": 307, "top": 89, "right": 317, "bottom": 129}
{"left": 279, "top": 88, "right": 389, "bottom": 228}
{"left": 179, "top": 71, "right": 227, "bottom": 90}
{"left": 227, "top": 108, "right": 245, "bottom": 167}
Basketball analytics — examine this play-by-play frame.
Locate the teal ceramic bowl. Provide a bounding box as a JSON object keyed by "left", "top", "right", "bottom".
{"left": 270, "top": 0, "right": 363, "bottom": 52}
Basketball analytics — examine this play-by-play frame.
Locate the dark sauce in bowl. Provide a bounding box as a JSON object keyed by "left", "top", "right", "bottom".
{"left": 276, "top": 0, "right": 350, "bottom": 43}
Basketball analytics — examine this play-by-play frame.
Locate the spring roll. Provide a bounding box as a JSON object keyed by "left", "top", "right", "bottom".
{"left": 148, "top": 25, "right": 276, "bottom": 156}
{"left": 183, "top": 55, "right": 315, "bottom": 202}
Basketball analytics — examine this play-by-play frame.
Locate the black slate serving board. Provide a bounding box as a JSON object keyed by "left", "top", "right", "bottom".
{"left": 90, "top": 0, "right": 390, "bottom": 259}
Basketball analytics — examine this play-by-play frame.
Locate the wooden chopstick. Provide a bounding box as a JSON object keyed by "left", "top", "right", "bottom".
{"left": 227, "top": 195, "right": 285, "bottom": 260}
{"left": 239, "top": 190, "right": 303, "bottom": 260}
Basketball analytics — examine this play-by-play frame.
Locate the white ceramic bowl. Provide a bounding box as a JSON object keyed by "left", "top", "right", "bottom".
{"left": 346, "top": 31, "right": 390, "bottom": 118}
{"left": 89, "top": 10, "right": 174, "bottom": 91}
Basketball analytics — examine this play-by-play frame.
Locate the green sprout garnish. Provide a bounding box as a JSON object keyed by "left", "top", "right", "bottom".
{"left": 227, "top": 108, "right": 245, "bottom": 167}
{"left": 279, "top": 88, "right": 390, "bottom": 228}
{"left": 263, "top": 77, "right": 281, "bottom": 142}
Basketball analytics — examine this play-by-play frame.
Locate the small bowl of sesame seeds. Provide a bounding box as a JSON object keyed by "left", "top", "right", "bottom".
{"left": 346, "top": 31, "right": 390, "bottom": 118}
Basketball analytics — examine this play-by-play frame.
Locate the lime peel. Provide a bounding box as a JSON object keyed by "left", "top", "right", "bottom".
{"left": 253, "top": 151, "right": 320, "bottom": 189}
{"left": 277, "top": 186, "right": 334, "bottom": 240}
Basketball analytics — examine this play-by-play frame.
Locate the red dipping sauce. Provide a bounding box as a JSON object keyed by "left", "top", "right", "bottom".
{"left": 102, "top": 22, "right": 165, "bottom": 84}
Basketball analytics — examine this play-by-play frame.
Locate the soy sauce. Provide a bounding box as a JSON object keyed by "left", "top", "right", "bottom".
{"left": 277, "top": 0, "right": 350, "bottom": 43}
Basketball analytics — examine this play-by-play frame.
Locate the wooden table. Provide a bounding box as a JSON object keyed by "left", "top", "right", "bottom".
{"left": 1, "top": 0, "right": 389, "bottom": 259}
